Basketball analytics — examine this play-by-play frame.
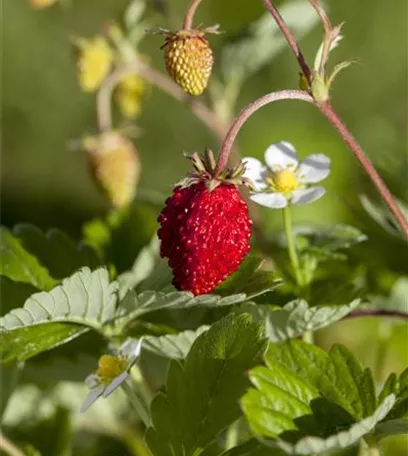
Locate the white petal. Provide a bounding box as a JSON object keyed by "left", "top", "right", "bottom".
{"left": 264, "top": 141, "right": 298, "bottom": 172}
{"left": 298, "top": 154, "right": 331, "bottom": 183}
{"left": 81, "top": 384, "right": 105, "bottom": 413}
{"left": 103, "top": 371, "right": 129, "bottom": 398}
{"left": 250, "top": 192, "right": 288, "bottom": 209}
{"left": 120, "top": 338, "right": 144, "bottom": 366}
{"left": 84, "top": 373, "right": 100, "bottom": 389}
{"left": 291, "top": 187, "right": 326, "bottom": 205}
{"left": 242, "top": 157, "right": 268, "bottom": 191}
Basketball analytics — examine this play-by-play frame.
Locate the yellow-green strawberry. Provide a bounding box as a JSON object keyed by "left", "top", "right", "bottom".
{"left": 83, "top": 132, "right": 140, "bottom": 208}
{"left": 163, "top": 29, "right": 214, "bottom": 96}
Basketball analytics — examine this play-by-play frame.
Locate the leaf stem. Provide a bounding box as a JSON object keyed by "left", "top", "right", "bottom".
{"left": 183, "top": 0, "right": 204, "bottom": 30}
{"left": 282, "top": 206, "right": 303, "bottom": 287}
{"left": 260, "top": 0, "right": 408, "bottom": 240}
{"left": 214, "top": 90, "right": 314, "bottom": 176}
{"left": 345, "top": 309, "right": 408, "bottom": 320}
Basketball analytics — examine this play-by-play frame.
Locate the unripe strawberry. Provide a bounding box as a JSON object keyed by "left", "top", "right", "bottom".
{"left": 75, "top": 37, "right": 113, "bottom": 92}
{"left": 115, "top": 74, "right": 146, "bottom": 119}
{"left": 158, "top": 150, "right": 252, "bottom": 295}
{"left": 163, "top": 29, "right": 214, "bottom": 96}
{"left": 83, "top": 132, "right": 140, "bottom": 208}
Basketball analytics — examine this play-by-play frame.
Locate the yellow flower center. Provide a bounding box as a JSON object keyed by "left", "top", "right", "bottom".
{"left": 96, "top": 354, "right": 127, "bottom": 382}
{"left": 268, "top": 169, "right": 299, "bottom": 193}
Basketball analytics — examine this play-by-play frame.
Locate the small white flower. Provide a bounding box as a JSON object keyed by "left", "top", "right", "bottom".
{"left": 81, "top": 338, "right": 143, "bottom": 413}
{"left": 243, "top": 141, "right": 331, "bottom": 209}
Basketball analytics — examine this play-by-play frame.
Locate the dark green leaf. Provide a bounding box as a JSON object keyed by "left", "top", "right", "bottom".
{"left": 0, "top": 227, "right": 57, "bottom": 290}
{"left": 146, "top": 314, "right": 266, "bottom": 456}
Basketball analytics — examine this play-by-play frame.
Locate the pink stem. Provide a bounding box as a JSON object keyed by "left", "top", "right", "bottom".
{"left": 319, "top": 102, "right": 408, "bottom": 239}
{"left": 214, "top": 90, "right": 314, "bottom": 176}
{"left": 262, "top": 0, "right": 311, "bottom": 83}
{"left": 183, "top": 0, "right": 203, "bottom": 30}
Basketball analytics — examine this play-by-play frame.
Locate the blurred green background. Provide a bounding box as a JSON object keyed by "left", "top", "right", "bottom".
{"left": 2, "top": 0, "right": 408, "bottom": 454}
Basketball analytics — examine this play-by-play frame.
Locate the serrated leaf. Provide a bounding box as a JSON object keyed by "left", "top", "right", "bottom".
{"left": 221, "top": 1, "right": 319, "bottom": 82}
{"left": 143, "top": 326, "right": 210, "bottom": 359}
{"left": 146, "top": 314, "right": 266, "bottom": 456}
{"left": 276, "top": 395, "right": 395, "bottom": 455}
{"left": 0, "top": 227, "right": 57, "bottom": 290}
{"left": 0, "top": 268, "right": 118, "bottom": 362}
{"left": 13, "top": 224, "right": 101, "bottom": 280}
{"left": 266, "top": 341, "right": 376, "bottom": 421}
{"left": 258, "top": 299, "right": 360, "bottom": 341}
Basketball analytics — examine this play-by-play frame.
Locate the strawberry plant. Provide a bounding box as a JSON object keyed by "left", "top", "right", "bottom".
{"left": 1, "top": 0, "right": 407, "bottom": 455}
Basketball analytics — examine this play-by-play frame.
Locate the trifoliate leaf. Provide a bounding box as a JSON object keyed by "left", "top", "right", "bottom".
{"left": 256, "top": 299, "right": 360, "bottom": 341}
{"left": 0, "top": 227, "right": 57, "bottom": 291}
{"left": 242, "top": 340, "right": 398, "bottom": 454}
{"left": 146, "top": 314, "right": 266, "bottom": 456}
{"left": 0, "top": 268, "right": 118, "bottom": 362}
{"left": 143, "top": 326, "right": 210, "bottom": 359}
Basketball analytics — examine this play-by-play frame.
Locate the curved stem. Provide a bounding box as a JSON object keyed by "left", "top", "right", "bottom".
{"left": 183, "top": 0, "right": 204, "bottom": 30}
{"left": 308, "top": 0, "right": 332, "bottom": 34}
{"left": 214, "top": 90, "right": 313, "bottom": 176}
{"left": 97, "top": 60, "right": 225, "bottom": 137}
{"left": 261, "top": 0, "right": 408, "bottom": 240}
{"left": 318, "top": 102, "right": 408, "bottom": 239}
{"left": 262, "top": 0, "right": 311, "bottom": 83}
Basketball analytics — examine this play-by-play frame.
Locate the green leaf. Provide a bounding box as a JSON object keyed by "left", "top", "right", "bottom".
{"left": 258, "top": 299, "right": 360, "bottom": 341}
{"left": 0, "top": 268, "right": 118, "bottom": 362}
{"left": 215, "top": 255, "right": 281, "bottom": 299}
{"left": 375, "top": 418, "right": 408, "bottom": 438}
{"left": 275, "top": 395, "right": 395, "bottom": 455}
{"left": 146, "top": 314, "right": 266, "bottom": 456}
{"left": 221, "top": 439, "right": 285, "bottom": 456}
{"left": 13, "top": 223, "right": 101, "bottom": 279}
{"left": 143, "top": 326, "right": 210, "bottom": 359}
{"left": 116, "top": 270, "right": 280, "bottom": 333}
{"left": 0, "top": 276, "right": 39, "bottom": 315}
{"left": 368, "top": 277, "right": 408, "bottom": 313}
{"left": 0, "top": 227, "right": 57, "bottom": 290}
{"left": 360, "top": 194, "right": 408, "bottom": 240}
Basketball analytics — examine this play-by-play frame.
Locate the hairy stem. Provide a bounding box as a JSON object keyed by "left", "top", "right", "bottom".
{"left": 183, "top": 0, "right": 204, "bottom": 30}
{"left": 214, "top": 90, "right": 314, "bottom": 176}
{"left": 262, "top": 0, "right": 311, "bottom": 83}
{"left": 318, "top": 102, "right": 408, "bottom": 238}
{"left": 261, "top": 0, "right": 408, "bottom": 240}
{"left": 308, "top": 0, "right": 332, "bottom": 33}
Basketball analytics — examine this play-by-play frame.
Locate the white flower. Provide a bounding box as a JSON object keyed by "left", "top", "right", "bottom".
{"left": 243, "top": 141, "right": 331, "bottom": 209}
{"left": 81, "top": 338, "right": 143, "bottom": 413}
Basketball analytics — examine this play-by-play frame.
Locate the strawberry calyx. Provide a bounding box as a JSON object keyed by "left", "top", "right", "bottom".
{"left": 178, "top": 148, "right": 254, "bottom": 191}
{"left": 149, "top": 24, "right": 221, "bottom": 39}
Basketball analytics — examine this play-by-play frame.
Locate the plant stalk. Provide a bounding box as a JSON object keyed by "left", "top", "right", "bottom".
{"left": 214, "top": 90, "right": 314, "bottom": 176}
{"left": 183, "top": 0, "right": 204, "bottom": 30}
{"left": 283, "top": 206, "right": 303, "bottom": 287}
{"left": 261, "top": 0, "right": 408, "bottom": 240}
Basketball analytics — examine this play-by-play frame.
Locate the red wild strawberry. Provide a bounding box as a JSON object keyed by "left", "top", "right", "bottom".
{"left": 158, "top": 150, "right": 253, "bottom": 296}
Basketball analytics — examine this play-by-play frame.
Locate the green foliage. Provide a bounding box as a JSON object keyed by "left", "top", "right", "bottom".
{"left": 146, "top": 314, "right": 266, "bottom": 456}
{"left": 0, "top": 268, "right": 117, "bottom": 362}
{"left": 242, "top": 340, "right": 403, "bottom": 454}
{"left": 0, "top": 227, "right": 57, "bottom": 291}
{"left": 250, "top": 299, "right": 360, "bottom": 341}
